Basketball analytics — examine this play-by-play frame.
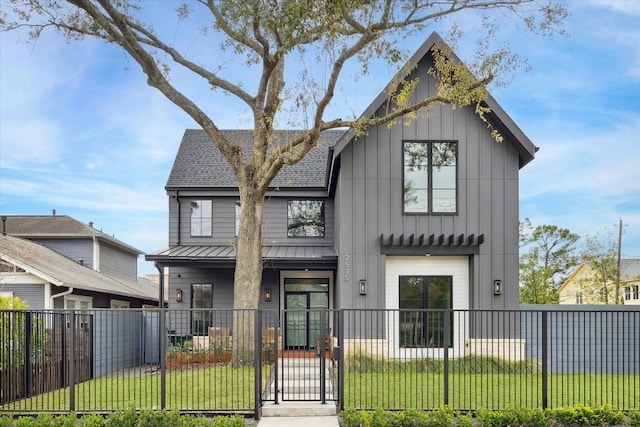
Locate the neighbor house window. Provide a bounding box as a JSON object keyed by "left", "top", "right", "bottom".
{"left": 65, "top": 295, "right": 93, "bottom": 328}
{"left": 191, "top": 284, "right": 213, "bottom": 335}
{"left": 235, "top": 201, "right": 241, "bottom": 236}
{"left": 399, "top": 276, "right": 452, "bottom": 348}
{"left": 191, "top": 200, "right": 212, "bottom": 236}
{"left": 576, "top": 292, "right": 583, "bottom": 304}
{"left": 625, "top": 287, "right": 632, "bottom": 301}
{"left": 287, "top": 200, "right": 325, "bottom": 237}
{"left": 634, "top": 285, "right": 639, "bottom": 300}
{"left": 403, "top": 141, "right": 457, "bottom": 213}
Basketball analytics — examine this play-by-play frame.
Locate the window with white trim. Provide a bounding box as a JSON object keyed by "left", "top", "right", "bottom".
{"left": 111, "top": 299, "right": 130, "bottom": 309}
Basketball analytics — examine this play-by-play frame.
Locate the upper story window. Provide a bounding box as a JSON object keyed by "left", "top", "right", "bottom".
{"left": 287, "top": 200, "right": 325, "bottom": 237}
{"left": 576, "top": 292, "right": 583, "bottom": 304}
{"left": 403, "top": 141, "right": 457, "bottom": 214}
{"left": 191, "top": 200, "right": 212, "bottom": 236}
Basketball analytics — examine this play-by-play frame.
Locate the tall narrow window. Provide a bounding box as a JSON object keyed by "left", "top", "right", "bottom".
{"left": 403, "top": 141, "right": 457, "bottom": 213}
{"left": 399, "top": 276, "right": 452, "bottom": 348}
{"left": 191, "top": 200, "right": 212, "bottom": 236}
{"left": 287, "top": 200, "right": 325, "bottom": 237}
{"left": 191, "top": 284, "right": 213, "bottom": 335}
{"left": 235, "top": 201, "right": 241, "bottom": 236}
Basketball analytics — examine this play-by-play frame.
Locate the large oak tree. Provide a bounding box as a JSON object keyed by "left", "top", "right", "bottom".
{"left": 2, "top": 0, "right": 567, "bottom": 363}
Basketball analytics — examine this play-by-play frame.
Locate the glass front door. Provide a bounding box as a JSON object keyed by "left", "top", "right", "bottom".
{"left": 284, "top": 278, "right": 329, "bottom": 349}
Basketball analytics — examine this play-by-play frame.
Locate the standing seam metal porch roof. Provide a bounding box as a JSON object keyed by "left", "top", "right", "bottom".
{"left": 149, "top": 245, "right": 337, "bottom": 263}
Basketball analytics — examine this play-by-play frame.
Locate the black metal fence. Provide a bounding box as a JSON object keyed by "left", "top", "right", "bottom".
{"left": 0, "top": 308, "right": 638, "bottom": 415}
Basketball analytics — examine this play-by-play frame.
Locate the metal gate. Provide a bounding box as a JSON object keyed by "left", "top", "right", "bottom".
{"left": 260, "top": 309, "right": 339, "bottom": 404}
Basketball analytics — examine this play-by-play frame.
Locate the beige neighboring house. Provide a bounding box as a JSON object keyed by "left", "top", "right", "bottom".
{"left": 558, "top": 259, "right": 640, "bottom": 305}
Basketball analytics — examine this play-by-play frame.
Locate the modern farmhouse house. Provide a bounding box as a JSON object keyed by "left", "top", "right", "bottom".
{"left": 148, "top": 32, "right": 536, "bottom": 354}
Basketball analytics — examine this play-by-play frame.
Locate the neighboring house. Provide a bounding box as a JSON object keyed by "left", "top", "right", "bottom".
{"left": 147, "top": 32, "right": 537, "bottom": 354}
{"left": 0, "top": 215, "right": 159, "bottom": 309}
{"left": 558, "top": 260, "right": 640, "bottom": 305}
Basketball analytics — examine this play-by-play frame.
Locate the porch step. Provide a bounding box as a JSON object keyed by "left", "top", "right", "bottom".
{"left": 262, "top": 355, "right": 337, "bottom": 416}
{"left": 262, "top": 401, "right": 337, "bottom": 417}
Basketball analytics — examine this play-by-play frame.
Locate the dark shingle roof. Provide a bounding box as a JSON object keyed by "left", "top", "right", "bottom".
{"left": 3, "top": 215, "right": 142, "bottom": 254}
{"left": 166, "top": 129, "right": 346, "bottom": 189}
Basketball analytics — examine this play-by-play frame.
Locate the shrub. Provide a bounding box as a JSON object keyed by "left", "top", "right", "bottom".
{"left": 79, "top": 414, "right": 105, "bottom": 427}
{"left": 104, "top": 409, "right": 138, "bottom": 427}
{"left": 629, "top": 411, "right": 640, "bottom": 427}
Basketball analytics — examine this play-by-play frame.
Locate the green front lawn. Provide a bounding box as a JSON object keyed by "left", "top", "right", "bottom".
{"left": 2, "top": 364, "right": 270, "bottom": 412}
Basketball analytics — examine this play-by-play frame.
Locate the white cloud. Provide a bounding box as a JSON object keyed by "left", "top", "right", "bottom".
{"left": 589, "top": 0, "right": 640, "bottom": 16}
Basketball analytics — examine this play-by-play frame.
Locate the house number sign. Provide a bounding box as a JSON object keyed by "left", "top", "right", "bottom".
{"left": 344, "top": 254, "right": 351, "bottom": 281}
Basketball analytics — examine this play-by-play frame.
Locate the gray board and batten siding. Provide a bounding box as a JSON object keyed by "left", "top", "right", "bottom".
{"left": 520, "top": 304, "right": 640, "bottom": 374}
{"left": 332, "top": 36, "right": 532, "bottom": 312}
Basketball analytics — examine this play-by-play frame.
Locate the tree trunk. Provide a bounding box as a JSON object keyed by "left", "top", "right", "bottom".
{"left": 232, "top": 187, "right": 265, "bottom": 366}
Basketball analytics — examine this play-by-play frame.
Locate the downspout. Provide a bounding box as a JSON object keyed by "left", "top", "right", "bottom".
{"left": 155, "top": 262, "right": 167, "bottom": 409}
{"left": 50, "top": 285, "right": 74, "bottom": 309}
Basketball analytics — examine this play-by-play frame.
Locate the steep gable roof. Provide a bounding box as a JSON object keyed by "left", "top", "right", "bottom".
{"left": 331, "top": 31, "right": 537, "bottom": 168}
{"left": 166, "top": 129, "right": 345, "bottom": 189}
{"left": 0, "top": 235, "right": 158, "bottom": 301}
{"left": 3, "top": 215, "right": 142, "bottom": 255}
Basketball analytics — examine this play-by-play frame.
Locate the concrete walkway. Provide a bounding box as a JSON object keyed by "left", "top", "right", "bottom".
{"left": 256, "top": 416, "right": 340, "bottom": 426}
{"left": 258, "top": 355, "right": 340, "bottom": 425}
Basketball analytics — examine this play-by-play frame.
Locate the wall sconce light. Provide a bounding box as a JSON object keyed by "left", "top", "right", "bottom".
{"left": 359, "top": 279, "right": 367, "bottom": 295}
{"left": 264, "top": 288, "right": 272, "bottom": 302}
{"left": 493, "top": 280, "right": 502, "bottom": 295}
{"left": 175, "top": 289, "right": 183, "bottom": 302}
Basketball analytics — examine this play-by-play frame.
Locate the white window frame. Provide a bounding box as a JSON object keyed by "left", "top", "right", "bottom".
{"left": 111, "top": 299, "right": 130, "bottom": 309}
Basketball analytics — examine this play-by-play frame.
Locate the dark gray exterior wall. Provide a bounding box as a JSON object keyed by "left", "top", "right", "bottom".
{"left": 168, "top": 195, "right": 334, "bottom": 247}
{"left": 32, "top": 238, "right": 94, "bottom": 269}
{"left": 98, "top": 240, "right": 138, "bottom": 279}
{"left": 168, "top": 266, "right": 280, "bottom": 334}
{"left": 334, "top": 55, "right": 521, "bottom": 311}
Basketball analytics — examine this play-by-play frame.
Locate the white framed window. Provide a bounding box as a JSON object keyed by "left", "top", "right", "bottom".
{"left": 634, "top": 285, "right": 639, "bottom": 300}
{"left": 111, "top": 299, "right": 130, "bottom": 309}
{"left": 64, "top": 295, "right": 93, "bottom": 328}
{"left": 235, "top": 201, "right": 241, "bottom": 236}
{"left": 576, "top": 292, "right": 583, "bottom": 304}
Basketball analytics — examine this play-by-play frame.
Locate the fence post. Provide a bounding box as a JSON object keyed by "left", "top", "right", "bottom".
{"left": 541, "top": 310, "right": 548, "bottom": 409}
{"left": 319, "top": 309, "right": 327, "bottom": 405}
{"left": 338, "top": 309, "right": 345, "bottom": 411}
{"left": 443, "top": 309, "right": 450, "bottom": 406}
{"left": 24, "top": 312, "right": 33, "bottom": 399}
{"left": 69, "top": 310, "right": 75, "bottom": 412}
{"left": 254, "top": 310, "right": 262, "bottom": 420}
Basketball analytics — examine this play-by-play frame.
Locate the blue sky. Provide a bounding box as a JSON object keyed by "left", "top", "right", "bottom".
{"left": 1, "top": 1, "right": 639, "bottom": 277}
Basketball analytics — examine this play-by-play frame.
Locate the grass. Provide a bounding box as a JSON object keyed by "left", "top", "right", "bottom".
{"left": 1, "top": 364, "right": 272, "bottom": 413}
{"left": 3, "top": 355, "right": 639, "bottom": 413}
{"left": 344, "top": 355, "right": 640, "bottom": 411}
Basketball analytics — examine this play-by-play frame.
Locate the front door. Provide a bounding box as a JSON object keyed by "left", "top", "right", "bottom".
{"left": 284, "top": 278, "right": 329, "bottom": 349}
